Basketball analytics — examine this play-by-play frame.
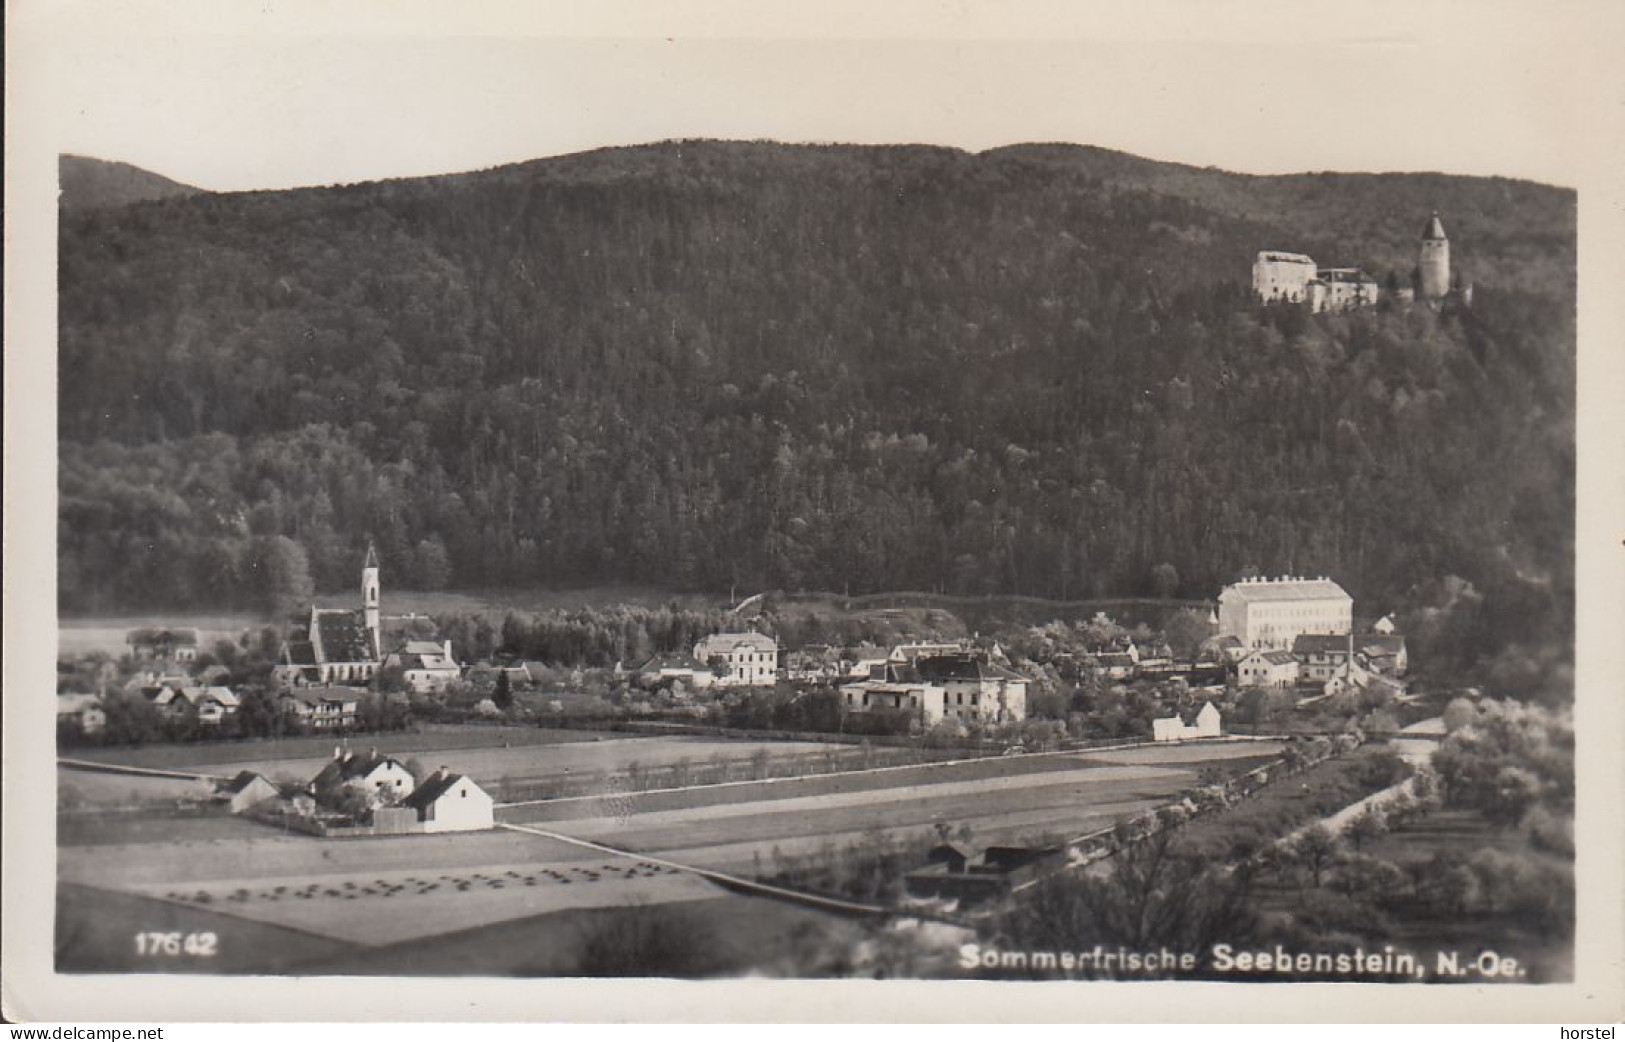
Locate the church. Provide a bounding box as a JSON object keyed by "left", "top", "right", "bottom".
{"left": 274, "top": 545, "right": 395, "bottom": 687}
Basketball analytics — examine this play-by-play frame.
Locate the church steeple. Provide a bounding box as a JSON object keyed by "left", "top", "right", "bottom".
{"left": 362, "top": 542, "right": 381, "bottom": 658}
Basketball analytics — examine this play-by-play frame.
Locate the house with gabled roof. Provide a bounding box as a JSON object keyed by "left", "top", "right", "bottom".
{"left": 311, "top": 746, "right": 416, "bottom": 807}
{"left": 279, "top": 686, "right": 362, "bottom": 730}
{"left": 382, "top": 639, "right": 462, "bottom": 693}
{"left": 916, "top": 653, "right": 1029, "bottom": 723}
{"left": 398, "top": 768, "right": 493, "bottom": 832}
{"left": 217, "top": 770, "right": 280, "bottom": 814}
{"left": 1238, "top": 649, "right": 1300, "bottom": 689}
{"left": 631, "top": 651, "right": 714, "bottom": 689}
{"left": 1152, "top": 701, "right": 1223, "bottom": 742}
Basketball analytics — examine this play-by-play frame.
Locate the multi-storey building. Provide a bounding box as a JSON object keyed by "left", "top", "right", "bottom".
{"left": 1218, "top": 576, "right": 1352, "bottom": 651}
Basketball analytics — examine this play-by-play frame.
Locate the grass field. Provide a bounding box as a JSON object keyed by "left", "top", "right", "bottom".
{"left": 56, "top": 740, "right": 1282, "bottom": 973}
{"left": 57, "top": 613, "right": 266, "bottom": 657}
{"left": 75, "top": 725, "right": 616, "bottom": 772}
{"left": 56, "top": 882, "right": 357, "bottom": 974}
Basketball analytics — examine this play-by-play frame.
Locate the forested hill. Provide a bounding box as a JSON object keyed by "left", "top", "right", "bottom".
{"left": 58, "top": 155, "right": 202, "bottom": 212}
{"left": 59, "top": 140, "right": 1575, "bottom": 673}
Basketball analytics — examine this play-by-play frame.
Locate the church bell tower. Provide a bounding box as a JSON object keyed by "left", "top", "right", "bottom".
{"left": 362, "top": 542, "right": 381, "bottom": 658}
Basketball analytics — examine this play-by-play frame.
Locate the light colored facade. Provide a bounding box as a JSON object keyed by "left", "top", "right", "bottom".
{"left": 693, "top": 631, "right": 779, "bottom": 687}
{"left": 1308, "top": 269, "right": 1380, "bottom": 312}
{"left": 280, "top": 687, "right": 361, "bottom": 730}
{"left": 1218, "top": 576, "right": 1353, "bottom": 650}
{"left": 1252, "top": 251, "right": 1319, "bottom": 302}
{"left": 275, "top": 547, "right": 383, "bottom": 687}
{"left": 1238, "top": 649, "right": 1301, "bottom": 689}
{"left": 383, "top": 640, "right": 462, "bottom": 693}
{"left": 402, "top": 770, "right": 494, "bottom": 833}
{"left": 1419, "top": 212, "right": 1450, "bottom": 299}
{"left": 312, "top": 748, "right": 416, "bottom": 807}
{"left": 1153, "top": 702, "right": 1223, "bottom": 742}
{"left": 57, "top": 693, "right": 106, "bottom": 734}
{"left": 1253, "top": 251, "right": 1378, "bottom": 313}
{"left": 1292, "top": 634, "right": 1353, "bottom": 683}
{"left": 916, "top": 655, "right": 1029, "bottom": 724}
{"left": 840, "top": 679, "right": 949, "bottom": 725}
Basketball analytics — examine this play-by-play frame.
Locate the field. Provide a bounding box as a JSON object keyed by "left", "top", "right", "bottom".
{"left": 73, "top": 724, "right": 617, "bottom": 772}
{"left": 57, "top": 738, "right": 1280, "bottom": 973}
{"left": 58, "top": 613, "right": 266, "bottom": 657}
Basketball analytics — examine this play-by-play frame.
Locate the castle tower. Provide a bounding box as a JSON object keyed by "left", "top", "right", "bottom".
{"left": 362, "top": 542, "right": 381, "bottom": 658}
{"left": 1418, "top": 212, "right": 1450, "bottom": 300}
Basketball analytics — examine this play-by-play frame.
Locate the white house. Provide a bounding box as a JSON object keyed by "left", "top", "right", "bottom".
{"left": 383, "top": 640, "right": 462, "bottom": 693}
{"left": 311, "top": 747, "right": 417, "bottom": 807}
{"left": 279, "top": 687, "right": 362, "bottom": 730}
{"left": 693, "top": 632, "right": 779, "bottom": 687}
{"left": 1153, "top": 702, "right": 1223, "bottom": 742}
{"left": 915, "top": 654, "right": 1028, "bottom": 724}
{"left": 56, "top": 693, "right": 106, "bottom": 734}
{"left": 1291, "top": 634, "right": 1353, "bottom": 683}
{"left": 399, "top": 769, "right": 493, "bottom": 833}
{"left": 217, "top": 770, "right": 280, "bottom": 814}
{"left": 632, "top": 652, "right": 715, "bottom": 689}
{"left": 839, "top": 676, "right": 949, "bottom": 725}
{"left": 1238, "top": 649, "right": 1301, "bottom": 689}
{"left": 1218, "top": 576, "right": 1353, "bottom": 651}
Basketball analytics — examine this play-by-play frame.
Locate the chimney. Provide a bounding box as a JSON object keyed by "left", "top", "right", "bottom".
{"left": 444, "top": 639, "right": 453, "bottom": 661}
{"left": 333, "top": 746, "right": 343, "bottom": 761}
{"left": 437, "top": 766, "right": 449, "bottom": 781}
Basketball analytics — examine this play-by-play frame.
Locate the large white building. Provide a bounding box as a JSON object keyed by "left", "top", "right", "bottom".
{"left": 1218, "top": 576, "right": 1353, "bottom": 651}
{"left": 1252, "top": 251, "right": 1378, "bottom": 313}
{"left": 693, "top": 631, "right": 779, "bottom": 687}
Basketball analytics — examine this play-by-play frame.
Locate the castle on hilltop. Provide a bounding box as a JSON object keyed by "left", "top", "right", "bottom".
{"left": 1252, "top": 212, "right": 1469, "bottom": 312}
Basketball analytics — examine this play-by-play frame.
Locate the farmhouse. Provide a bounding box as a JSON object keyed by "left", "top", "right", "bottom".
{"left": 1239, "top": 649, "right": 1301, "bottom": 689}
{"left": 312, "top": 747, "right": 416, "bottom": 806}
{"left": 56, "top": 693, "right": 106, "bottom": 734}
{"left": 1292, "top": 633, "right": 1353, "bottom": 683}
{"left": 217, "top": 770, "right": 279, "bottom": 814}
{"left": 126, "top": 627, "right": 200, "bottom": 662}
{"left": 631, "top": 651, "right": 715, "bottom": 689}
{"left": 1357, "top": 634, "right": 1409, "bottom": 676}
{"left": 693, "top": 631, "right": 779, "bottom": 687}
{"left": 1218, "top": 576, "right": 1352, "bottom": 651}
{"left": 381, "top": 639, "right": 462, "bottom": 693}
{"left": 397, "top": 769, "right": 494, "bottom": 833}
{"left": 1152, "top": 702, "right": 1223, "bottom": 743}
{"left": 279, "top": 686, "right": 362, "bottom": 730}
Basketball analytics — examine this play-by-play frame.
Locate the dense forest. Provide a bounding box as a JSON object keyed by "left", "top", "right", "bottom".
{"left": 58, "top": 141, "right": 1575, "bottom": 675}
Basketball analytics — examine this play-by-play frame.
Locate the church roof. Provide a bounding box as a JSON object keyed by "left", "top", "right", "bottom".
{"left": 312, "top": 609, "right": 376, "bottom": 664}
{"left": 1423, "top": 213, "right": 1447, "bottom": 240}
{"left": 364, "top": 542, "right": 379, "bottom": 569}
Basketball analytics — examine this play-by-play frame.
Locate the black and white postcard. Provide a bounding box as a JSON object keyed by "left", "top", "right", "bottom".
{"left": 5, "top": 0, "right": 1623, "bottom": 1024}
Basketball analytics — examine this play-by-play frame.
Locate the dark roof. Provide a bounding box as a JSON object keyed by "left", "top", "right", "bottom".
{"left": 1249, "top": 650, "right": 1298, "bottom": 666}
{"left": 313, "top": 610, "right": 375, "bottom": 663}
{"left": 400, "top": 772, "right": 466, "bottom": 810}
{"left": 312, "top": 750, "right": 406, "bottom": 788}
{"left": 636, "top": 652, "right": 704, "bottom": 672}
{"left": 916, "top": 655, "right": 1012, "bottom": 682}
{"left": 282, "top": 686, "right": 364, "bottom": 706}
{"left": 1360, "top": 635, "right": 1407, "bottom": 655}
{"left": 127, "top": 627, "right": 199, "bottom": 646}
{"left": 283, "top": 640, "right": 318, "bottom": 667}
{"left": 879, "top": 662, "right": 923, "bottom": 684}
{"left": 221, "top": 770, "right": 272, "bottom": 794}
{"left": 1292, "top": 634, "right": 1351, "bottom": 655}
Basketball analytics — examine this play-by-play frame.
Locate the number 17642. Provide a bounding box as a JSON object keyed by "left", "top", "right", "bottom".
{"left": 134, "top": 931, "right": 218, "bottom": 957}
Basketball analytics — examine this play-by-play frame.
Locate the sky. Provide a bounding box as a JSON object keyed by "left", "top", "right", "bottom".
{"left": 14, "top": 0, "right": 1609, "bottom": 192}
